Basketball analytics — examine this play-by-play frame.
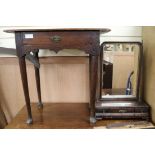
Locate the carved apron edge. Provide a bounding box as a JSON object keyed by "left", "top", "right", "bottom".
{"left": 22, "top": 45, "right": 100, "bottom": 57}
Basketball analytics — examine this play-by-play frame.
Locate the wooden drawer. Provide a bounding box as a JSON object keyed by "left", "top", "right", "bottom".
{"left": 96, "top": 108, "right": 135, "bottom": 113}
{"left": 96, "top": 107, "right": 149, "bottom": 113}
{"left": 95, "top": 112, "right": 149, "bottom": 120}
{"left": 95, "top": 101, "right": 150, "bottom": 120}
{"left": 22, "top": 31, "right": 99, "bottom": 52}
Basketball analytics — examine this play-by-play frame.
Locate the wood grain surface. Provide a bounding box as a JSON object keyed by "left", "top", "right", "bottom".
{"left": 5, "top": 103, "right": 133, "bottom": 129}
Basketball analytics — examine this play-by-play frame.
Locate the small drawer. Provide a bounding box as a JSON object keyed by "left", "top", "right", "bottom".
{"left": 98, "top": 108, "right": 135, "bottom": 113}
{"left": 22, "top": 31, "right": 98, "bottom": 50}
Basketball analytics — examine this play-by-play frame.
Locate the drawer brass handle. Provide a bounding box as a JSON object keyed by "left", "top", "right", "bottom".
{"left": 119, "top": 110, "right": 127, "bottom": 113}
{"left": 50, "top": 35, "right": 61, "bottom": 42}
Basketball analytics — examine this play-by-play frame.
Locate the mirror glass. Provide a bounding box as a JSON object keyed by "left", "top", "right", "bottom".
{"left": 101, "top": 43, "right": 140, "bottom": 98}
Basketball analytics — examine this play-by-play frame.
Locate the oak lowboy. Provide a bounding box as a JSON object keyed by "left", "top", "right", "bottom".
{"left": 4, "top": 28, "right": 110, "bottom": 124}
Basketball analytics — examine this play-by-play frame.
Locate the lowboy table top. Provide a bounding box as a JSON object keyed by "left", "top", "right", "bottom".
{"left": 4, "top": 28, "right": 110, "bottom": 33}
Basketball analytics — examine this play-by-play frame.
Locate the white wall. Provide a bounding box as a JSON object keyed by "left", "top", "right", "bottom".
{"left": 101, "top": 26, "right": 142, "bottom": 42}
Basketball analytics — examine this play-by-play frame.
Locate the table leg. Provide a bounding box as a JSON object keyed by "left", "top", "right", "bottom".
{"left": 89, "top": 55, "right": 98, "bottom": 124}
{"left": 33, "top": 51, "right": 43, "bottom": 109}
{"left": 18, "top": 56, "right": 33, "bottom": 124}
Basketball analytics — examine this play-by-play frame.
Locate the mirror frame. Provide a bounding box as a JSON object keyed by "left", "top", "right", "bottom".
{"left": 99, "top": 41, "right": 143, "bottom": 102}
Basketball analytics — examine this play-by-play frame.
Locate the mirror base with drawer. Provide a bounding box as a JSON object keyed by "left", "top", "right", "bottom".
{"left": 95, "top": 101, "right": 150, "bottom": 120}
{"left": 96, "top": 42, "right": 151, "bottom": 121}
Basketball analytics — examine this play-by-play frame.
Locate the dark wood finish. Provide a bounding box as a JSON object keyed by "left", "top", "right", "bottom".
{"left": 18, "top": 57, "right": 33, "bottom": 124}
{"left": 95, "top": 101, "right": 150, "bottom": 120}
{"left": 89, "top": 55, "right": 99, "bottom": 123}
{"left": 5, "top": 103, "right": 135, "bottom": 129}
{"left": 96, "top": 42, "right": 150, "bottom": 120}
{"left": 5, "top": 28, "right": 109, "bottom": 124}
{"left": 15, "top": 32, "right": 32, "bottom": 124}
{"left": 102, "top": 61, "right": 113, "bottom": 89}
{"left": 4, "top": 28, "right": 110, "bottom": 33}
{"left": 99, "top": 43, "right": 103, "bottom": 98}
{"left": 33, "top": 50, "right": 43, "bottom": 109}
{"left": 22, "top": 31, "right": 100, "bottom": 55}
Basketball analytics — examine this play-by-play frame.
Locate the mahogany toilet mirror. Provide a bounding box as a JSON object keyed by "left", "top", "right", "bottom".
{"left": 95, "top": 42, "right": 150, "bottom": 120}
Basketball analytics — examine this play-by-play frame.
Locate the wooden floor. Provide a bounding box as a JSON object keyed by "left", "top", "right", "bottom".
{"left": 6, "top": 103, "right": 136, "bottom": 129}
